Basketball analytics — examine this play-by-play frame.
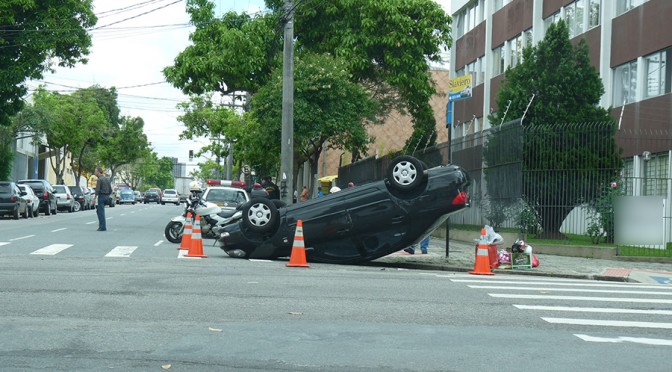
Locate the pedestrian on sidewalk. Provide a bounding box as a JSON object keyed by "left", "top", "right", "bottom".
{"left": 405, "top": 236, "right": 429, "bottom": 254}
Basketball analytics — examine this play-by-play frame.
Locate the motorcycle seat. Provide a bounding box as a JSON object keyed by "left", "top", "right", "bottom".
{"left": 217, "top": 210, "right": 238, "bottom": 219}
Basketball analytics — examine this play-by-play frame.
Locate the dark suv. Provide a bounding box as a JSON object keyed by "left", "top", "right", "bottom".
{"left": 0, "top": 181, "right": 29, "bottom": 219}
{"left": 17, "top": 179, "right": 58, "bottom": 215}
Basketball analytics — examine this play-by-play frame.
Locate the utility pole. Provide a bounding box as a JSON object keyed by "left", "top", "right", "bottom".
{"left": 280, "top": 0, "right": 294, "bottom": 204}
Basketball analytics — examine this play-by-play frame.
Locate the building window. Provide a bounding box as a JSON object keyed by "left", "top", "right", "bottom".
{"left": 613, "top": 60, "right": 638, "bottom": 105}
{"left": 589, "top": 0, "right": 600, "bottom": 29}
{"left": 644, "top": 48, "right": 671, "bottom": 99}
{"left": 463, "top": 57, "right": 484, "bottom": 86}
{"left": 544, "top": 12, "right": 561, "bottom": 31}
{"left": 494, "top": 0, "right": 512, "bottom": 12}
{"left": 509, "top": 35, "right": 523, "bottom": 68}
{"left": 456, "top": 0, "right": 484, "bottom": 39}
{"left": 493, "top": 45, "right": 505, "bottom": 76}
{"left": 616, "top": 0, "right": 648, "bottom": 16}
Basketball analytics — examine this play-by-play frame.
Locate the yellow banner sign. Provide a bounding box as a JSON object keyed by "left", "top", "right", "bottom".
{"left": 449, "top": 74, "right": 473, "bottom": 101}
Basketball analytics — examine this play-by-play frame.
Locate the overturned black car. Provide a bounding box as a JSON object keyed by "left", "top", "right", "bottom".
{"left": 218, "top": 156, "right": 471, "bottom": 264}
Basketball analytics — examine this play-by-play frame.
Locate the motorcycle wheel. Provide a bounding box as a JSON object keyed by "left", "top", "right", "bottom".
{"left": 164, "top": 221, "right": 183, "bottom": 244}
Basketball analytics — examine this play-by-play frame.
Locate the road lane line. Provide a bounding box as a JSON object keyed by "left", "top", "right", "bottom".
{"left": 86, "top": 221, "right": 96, "bottom": 225}
{"left": 543, "top": 317, "right": 672, "bottom": 329}
{"left": 514, "top": 304, "right": 672, "bottom": 315}
{"left": 154, "top": 240, "right": 164, "bottom": 246}
{"left": 574, "top": 334, "right": 672, "bottom": 346}
{"left": 30, "top": 244, "right": 73, "bottom": 255}
{"left": 0, "top": 242, "right": 10, "bottom": 247}
{"left": 51, "top": 228, "right": 67, "bottom": 232}
{"left": 453, "top": 279, "right": 672, "bottom": 289}
{"left": 489, "top": 293, "right": 672, "bottom": 304}
{"left": 105, "top": 246, "right": 137, "bottom": 258}
{"left": 471, "top": 285, "right": 672, "bottom": 296}
{"left": 10, "top": 235, "right": 34, "bottom": 241}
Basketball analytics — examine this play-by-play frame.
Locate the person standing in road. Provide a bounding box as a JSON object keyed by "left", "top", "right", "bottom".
{"left": 94, "top": 167, "right": 112, "bottom": 231}
{"left": 261, "top": 176, "right": 280, "bottom": 200}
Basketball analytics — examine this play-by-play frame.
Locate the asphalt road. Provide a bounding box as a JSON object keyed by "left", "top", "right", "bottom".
{"left": 1, "top": 204, "right": 670, "bottom": 371}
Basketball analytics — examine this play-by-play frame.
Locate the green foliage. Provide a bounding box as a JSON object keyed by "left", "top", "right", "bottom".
{"left": 0, "top": 126, "right": 14, "bottom": 180}
{"left": 0, "top": 0, "right": 96, "bottom": 127}
{"left": 96, "top": 116, "right": 150, "bottom": 183}
{"left": 165, "top": 0, "right": 452, "bottom": 157}
{"left": 137, "top": 153, "right": 174, "bottom": 190}
{"left": 484, "top": 20, "right": 623, "bottom": 238}
{"left": 588, "top": 180, "right": 622, "bottom": 244}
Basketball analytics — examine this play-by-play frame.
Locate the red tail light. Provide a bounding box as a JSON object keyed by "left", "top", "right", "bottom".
{"left": 10, "top": 195, "right": 17, "bottom": 202}
{"left": 451, "top": 191, "right": 469, "bottom": 205}
{"left": 42, "top": 191, "right": 49, "bottom": 200}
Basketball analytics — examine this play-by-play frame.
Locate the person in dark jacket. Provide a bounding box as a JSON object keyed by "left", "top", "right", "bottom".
{"left": 94, "top": 167, "right": 112, "bottom": 231}
{"left": 261, "top": 176, "right": 280, "bottom": 199}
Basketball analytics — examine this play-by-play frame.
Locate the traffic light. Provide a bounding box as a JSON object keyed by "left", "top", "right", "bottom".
{"left": 189, "top": 150, "right": 194, "bottom": 160}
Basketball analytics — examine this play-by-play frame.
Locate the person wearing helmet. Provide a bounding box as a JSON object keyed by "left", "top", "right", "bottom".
{"left": 330, "top": 186, "right": 341, "bottom": 193}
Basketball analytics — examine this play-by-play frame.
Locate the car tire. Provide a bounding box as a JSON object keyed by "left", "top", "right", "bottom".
{"left": 52, "top": 203, "right": 57, "bottom": 215}
{"left": 242, "top": 198, "right": 279, "bottom": 234}
{"left": 164, "top": 221, "right": 183, "bottom": 244}
{"left": 44, "top": 204, "right": 50, "bottom": 216}
{"left": 161, "top": 202, "right": 165, "bottom": 205}
{"left": 13, "top": 207, "right": 19, "bottom": 220}
{"left": 74, "top": 201, "right": 81, "bottom": 212}
{"left": 32, "top": 206, "right": 39, "bottom": 218}
{"left": 22, "top": 207, "right": 28, "bottom": 219}
{"left": 387, "top": 155, "right": 424, "bottom": 191}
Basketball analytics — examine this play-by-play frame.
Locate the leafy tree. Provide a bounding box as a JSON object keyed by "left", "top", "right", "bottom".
{"left": 0, "top": 0, "right": 96, "bottom": 128}
{"left": 138, "top": 153, "right": 175, "bottom": 190}
{"left": 485, "top": 20, "right": 623, "bottom": 238}
{"left": 189, "top": 159, "right": 224, "bottom": 181}
{"left": 248, "top": 52, "right": 377, "bottom": 188}
{"left": 96, "top": 116, "right": 150, "bottom": 183}
{"left": 0, "top": 126, "right": 15, "bottom": 180}
{"left": 165, "top": 0, "right": 451, "bottom": 154}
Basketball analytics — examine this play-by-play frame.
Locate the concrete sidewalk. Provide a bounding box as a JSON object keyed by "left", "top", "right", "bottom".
{"left": 370, "top": 239, "right": 672, "bottom": 285}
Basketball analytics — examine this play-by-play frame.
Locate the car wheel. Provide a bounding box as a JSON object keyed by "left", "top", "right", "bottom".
{"left": 13, "top": 207, "right": 19, "bottom": 220}
{"left": 387, "top": 155, "right": 424, "bottom": 191}
{"left": 164, "top": 221, "right": 183, "bottom": 244}
{"left": 74, "top": 201, "right": 81, "bottom": 212}
{"left": 52, "top": 203, "right": 57, "bottom": 215}
{"left": 242, "top": 198, "right": 278, "bottom": 234}
{"left": 32, "top": 206, "right": 39, "bottom": 218}
{"left": 161, "top": 202, "right": 165, "bottom": 205}
{"left": 22, "top": 206, "right": 28, "bottom": 219}
{"left": 44, "top": 204, "right": 50, "bottom": 216}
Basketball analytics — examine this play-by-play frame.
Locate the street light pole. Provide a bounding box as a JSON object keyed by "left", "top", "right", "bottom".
{"left": 280, "top": 0, "right": 294, "bottom": 204}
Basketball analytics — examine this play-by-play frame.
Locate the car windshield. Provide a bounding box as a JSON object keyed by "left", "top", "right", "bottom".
{"left": 0, "top": 184, "right": 11, "bottom": 193}
{"left": 164, "top": 190, "right": 176, "bottom": 195}
{"left": 205, "top": 188, "right": 247, "bottom": 204}
{"left": 121, "top": 190, "right": 134, "bottom": 195}
{"left": 53, "top": 185, "right": 67, "bottom": 193}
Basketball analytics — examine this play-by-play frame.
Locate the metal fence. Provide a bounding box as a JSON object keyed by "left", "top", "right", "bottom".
{"left": 339, "top": 120, "right": 672, "bottom": 258}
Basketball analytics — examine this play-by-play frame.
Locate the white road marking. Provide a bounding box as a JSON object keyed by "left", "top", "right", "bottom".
{"left": 470, "top": 285, "right": 672, "bottom": 296}
{"left": 154, "top": 240, "right": 164, "bottom": 246}
{"left": 30, "top": 244, "right": 73, "bottom": 255}
{"left": 51, "top": 228, "right": 67, "bottom": 232}
{"left": 0, "top": 242, "right": 10, "bottom": 247}
{"left": 452, "top": 279, "right": 672, "bottom": 290}
{"left": 446, "top": 274, "right": 598, "bottom": 283}
{"left": 543, "top": 317, "right": 672, "bottom": 329}
{"left": 177, "top": 250, "right": 201, "bottom": 259}
{"left": 489, "top": 293, "right": 672, "bottom": 304}
{"left": 86, "top": 221, "right": 96, "bottom": 225}
{"left": 249, "top": 259, "right": 273, "bottom": 262}
{"left": 574, "top": 334, "right": 672, "bottom": 346}
{"left": 514, "top": 304, "right": 672, "bottom": 315}
{"left": 9, "top": 235, "right": 34, "bottom": 241}
{"left": 120, "top": 213, "right": 126, "bottom": 216}
{"left": 105, "top": 246, "right": 137, "bottom": 258}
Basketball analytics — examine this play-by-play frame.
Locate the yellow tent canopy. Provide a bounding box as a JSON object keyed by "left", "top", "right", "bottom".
{"left": 317, "top": 175, "right": 338, "bottom": 183}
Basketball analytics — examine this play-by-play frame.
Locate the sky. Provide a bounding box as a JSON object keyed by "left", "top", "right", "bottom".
{"left": 31, "top": 0, "right": 450, "bottom": 176}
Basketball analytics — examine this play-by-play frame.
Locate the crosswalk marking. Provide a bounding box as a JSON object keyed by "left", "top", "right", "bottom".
{"left": 105, "top": 246, "right": 138, "bottom": 258}
{"left": 513, "top": 304, "right": 672, "bottom": 315}
{"left": 0, "top": 242, "right": 9, "bottom": 247}
{"left": 10, "top": 235, "right": 34, "bottom": 241}
{"left": 489, "top": 293, "right": 672, "bottom": 304}
{"left": 574, "top": 334, "right": 672, "bottom": 346}
{"left": 543, "top": 317, "right": 672, "bottom": 329}
{"left": 452, "top": 279, "right": 672, "bottom": 290}
{"left": 470, "top": 285, "right": 672, "bottom": 296}
{"left": 30, "top": 244, "right": 73, "bottom": 255}
{"left": 51, "top": 228, "right": 67, "bottom": 232}
{"left": 177, "top": 249, "right": 201, "bottom": 259}
{"left": 154, "top": 240, "right": 163, "bottom": 246}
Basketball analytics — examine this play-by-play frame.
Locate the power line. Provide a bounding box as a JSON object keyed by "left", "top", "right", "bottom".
{"left": 91, "top": 0, "right": 183, "bottom": 30}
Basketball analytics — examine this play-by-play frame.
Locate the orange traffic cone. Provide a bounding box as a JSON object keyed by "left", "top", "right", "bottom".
{"left": 286, "top": 220, "right": 309, "bottom": 267}
{"left": 469, "top": 243, "right": 495, "bottom": 275}
{"left": 185, "top": 215, "right": 207, "bottom": 258}
{"left": 178, "top": 212, "right": 192, "bottom": 250}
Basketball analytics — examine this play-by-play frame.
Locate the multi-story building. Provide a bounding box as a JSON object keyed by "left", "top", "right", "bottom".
{"left": 451, "top": 0, "right": 672, "bottom": 194}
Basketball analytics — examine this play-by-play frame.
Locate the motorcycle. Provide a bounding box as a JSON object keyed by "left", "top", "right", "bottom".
{"left": 164, "top": 193, "right": 242, "bottom": 244}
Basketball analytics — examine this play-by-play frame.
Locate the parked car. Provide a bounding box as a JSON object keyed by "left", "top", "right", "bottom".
{"left": 161, "top": 188, "right": 180, "bottom": 205}
{"left": 134, "top": 190, "right": 143, "bottom": 203}
{"left": 82, "top": 186, "right": 96, "bottom": 209}
{"left": 118, "top": 189, "right": 136, "bottom": 204}
{"left": 218, "top": 156, "right": 471, "bottom": 264}
{"left": 0, "top": 182, "right": 29, "bottom": 219}
{"left": 201, "top": 186, "right": 249, "bottom": 210}
{"left": 53, "top": 185, "right": 75, "bottom": 213}
{"left": 68, "top": 186, "right": 90, "bottom": 212}
{"left": 17, "top": 179, "right": 57, "bottom": 215}
{"left": 143, "top": 190, "right": 161, "bottom": 204}
{"left": 18, "top": 184, "right": 40, "bottom": 217}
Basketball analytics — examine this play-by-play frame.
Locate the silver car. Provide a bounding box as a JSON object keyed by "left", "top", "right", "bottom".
{"left": 18, "top": 184, "right": 40, "bottom": 218}
{"left": 161, "top": 189, "right": 180, "bottom": 205}
{"left": 53, "top": 184, "right": 75, "bottom": 213}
